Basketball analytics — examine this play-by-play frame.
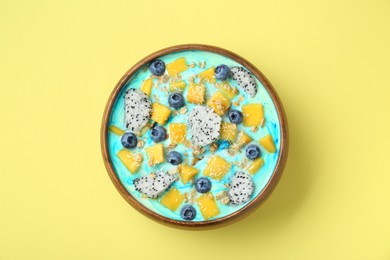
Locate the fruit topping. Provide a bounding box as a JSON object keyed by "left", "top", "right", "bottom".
{"left": 245, "top": 144, "right": 261, "bottom": 160}
{"left": 121, "top": 132, "right": 137, "bottom": 149}
{"left": 168, "top": 92, "right": 185, "bottom": 109}
{"left": 215, "top": 64, "right": 230, "bottom": 80}
{"left": 149, "top": 59, "right": 166, "bottom": 76}
{"left": 167, "top": 151, "right": 183, "bottom": 165}
{"left": 195, "top": 177, "right": 212, "bottom": 193}
{"left": 180, "top": 205, "right": 197, "bottom": 220}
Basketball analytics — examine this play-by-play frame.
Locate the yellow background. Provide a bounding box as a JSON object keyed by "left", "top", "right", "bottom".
{"left": 1, "top": 0, "right": 389, "bottom": 259}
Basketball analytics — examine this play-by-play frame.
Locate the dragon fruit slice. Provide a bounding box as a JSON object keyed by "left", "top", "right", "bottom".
{"left": 133, "top": 172, "right": 176, "bottom": 199}
{"left": 124, "top": 88, "right": 151, "bottom": 132}
{"left": 228, "top": 171, "right": 254, "bottom": 205}
{"left": 230, "top": 67, "right": 257, "bottom": 98}
{"left": 188, "top": 105, "right": 222, "bottom": 146}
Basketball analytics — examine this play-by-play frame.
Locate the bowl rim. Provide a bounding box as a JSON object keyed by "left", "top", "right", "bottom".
{"left": 101, "top": 44, "right": 289, "bottom": 230}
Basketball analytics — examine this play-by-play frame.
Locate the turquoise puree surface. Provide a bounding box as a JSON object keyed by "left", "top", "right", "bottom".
{"left": 107, "top": 50, "right": 281, "bottom": 221}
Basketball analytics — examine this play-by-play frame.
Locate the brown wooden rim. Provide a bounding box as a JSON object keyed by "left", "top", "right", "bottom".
{"left": 101, "top": 44, "right": 289, "bottom": 230}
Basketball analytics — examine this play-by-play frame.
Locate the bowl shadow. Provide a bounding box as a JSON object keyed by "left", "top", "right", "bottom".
{"left": 184, "top": 99, "right": 315, "bottom": 240}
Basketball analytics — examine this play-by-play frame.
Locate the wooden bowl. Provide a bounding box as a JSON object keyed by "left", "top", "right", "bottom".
{"left": 101, "top": 44, "right": 288, "bottom": 230}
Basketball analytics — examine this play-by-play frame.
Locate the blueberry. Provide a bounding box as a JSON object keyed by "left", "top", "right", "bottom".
{"left": 149, "top": 59, "right": 165, "bottom": 76}
{"left": 168, "top": 92, "right": 185, "bottom": 109}
{"left": 195, "top": 177, "right": 212, "bottom": 193}
{"left": 228, "top": 109, "right": 243, "bottom": 124}
{"left": 246, "top": 144, "right": 261, "bottom": 160}
{"left": 215, "top": 64, "right": 230, "bottom": 80}
{"left": 121, "top": 132, "right": 137, "bottom": 149}
{"left": 150, "top": 125, "right": 166, "bottom": 142}
{"left": 167, "top": 151, "right": 183, "bottom": 165}
{"left": 180, "top": 205, "right": 196, "bottom": 221}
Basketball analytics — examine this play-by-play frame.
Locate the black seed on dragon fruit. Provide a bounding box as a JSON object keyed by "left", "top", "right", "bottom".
{"left": 230, "top": 66, "right": 258, "bottom": 98}
{"left": 228, "top": 171, "right": 254, "bottom": 205}
{"left": 133, "top": 172, "right": 176, "bottom": 199}
{"left": 124, "top": 88, "right": 151, "bottom": 133}
{"left": 188, "top": 105, "right": 222, "bottom": 146}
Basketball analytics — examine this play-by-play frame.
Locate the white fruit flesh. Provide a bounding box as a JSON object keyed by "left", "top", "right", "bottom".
{"left": 133, "top": 172, "right": 176, "bottom": 199}
{"left": 188, "top": 105, "right": 222, "bottom": 146}
{"left": 124, "top": 89, "right": 151, "bottom": 132}
{"left": 228, "top": 171, "right": 254, "bottom": 205}
{"left": 230, "top": 67, "right": 257, "bottom": 98}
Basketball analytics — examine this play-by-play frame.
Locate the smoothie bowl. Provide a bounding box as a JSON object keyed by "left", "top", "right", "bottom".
{"left": 101, "top": 44, "right": 288, "bottom": 229}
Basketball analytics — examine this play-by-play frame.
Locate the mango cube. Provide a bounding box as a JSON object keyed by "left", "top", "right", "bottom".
{"left": 179, "top": 164, "right": 199, "bottom": 184}
{"left": 151, "top": 103, "right": 171, "bottom": 125}
{"left": 203, "top": 155, "right": 231, "bottom": 180}
{"left": 187, "top": 83, "right": 205, "bottom": 104}
{"left": 140, "top": 78, "right": 153, "bottom": 96}
{"left": 242, "top": 104, "right": 264, "bottom": 126}
{"left": 109, "top": 125, "right": 125, "bottom": 136}
{"left": 160, "top": 188, "right": 184, "bottom": 211}
{"left": 169, "top": 123, "right": 186, "bottom": 144}
{"left": 259, "top": 134, "right": 276, "bottom": 153}
{"left": 169, "top": 80, "right": 187, "bottom": 92}
{"left": 198, "top": 67, "right": 216, "bottom": 83}
{"left": 116, "top": 149, "right": 143, "bottom": 174}
{"left": 220, "top": 122, "right": 237, "bottom": 142}
{"left": 207, "top": 91, "right": 231, "bottom": 116}
{"left": 246, "top": 157, "right": 264, "bottom": 174}
{"left": 216, "top": 82, "right": 239, "bottom": 99}
{"left": 145, "top": 143, "right": 164, "bottom": 166}
{"left": 166, "top": 57, "right": 188, "bottom": 76}
{"left": 236, "top": 130, "right": 252, "bottom": 147}
{"left": 197, "top": 193, "right": 220, "bottom": 220}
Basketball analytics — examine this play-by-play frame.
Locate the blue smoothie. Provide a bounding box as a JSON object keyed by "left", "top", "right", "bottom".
{"left": 106, "top": 50, "right": 281, "bottom": 221}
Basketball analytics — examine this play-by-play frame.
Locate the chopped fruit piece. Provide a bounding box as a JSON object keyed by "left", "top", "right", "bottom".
{"left": 236, "top": 131, "right": 252, "bottom": 147}
{"left": 187, "top": 83, "right": 206, "bottom": 104}
{"left": 125, "top": 89, "right": 151, "bottom": 133}
{"left": 246, "top": 157, "right": 264, "bottom": 174}
{"left": 169, "top": 123, "right": 187, "bottom": 144}
{"left": 220, "top": 122, "right": 237, "bottom": 142}
{"left": 140, "top": 78, "right": 153, "bottom": 96}
{"left": 109, "top": 125, "right": 125, "bottom": 136}
{"left": 207, "top": 91, "right": 231, "bottom": 116}
{"left": 116, "top": 149, "right": 143, "bottom": 174}
{"left": 217, "top": 82, "right": 238, "bottom": 99}
{"left": 145, "top": 144, "right": 164, "bottom": 166}
{"left": 166, "top": 57, "right": 188, "bottom": 76}
{"left": 230, "top": 66, "right": 257, "bottom": 98}
{"left": 151, "top": 103, "right": 171, "bottom": 125}
{"left": 228, "top": 172, "right": 254, "bottom": 205}
{"left": 198, "top": 67, "right": 216, "bottom": 83}
{"left": 179, "top": 164, "right": 199, "bottom": 184}
{"left": 197, "top": 193, "right": 220, "bottom": 220}
{"left": 203, "top": 155, "right": 231, "bottom": 180}
{"left": 188, "top": 105, "right": 221, "bottom": 146}
{"left": 242, "top": 104, "right": 264, "bottom": 126}
{"left": 169, "top": 81, "right": 187, "bottom": 92}
{"left": 160, "top": 188, "right": 184, "bottom": 211}
{"left": 259, "top": 134, "right": 276, "bottom": 153}
{"left": 133, "top": 172, "right": 175, "bottom": 199}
